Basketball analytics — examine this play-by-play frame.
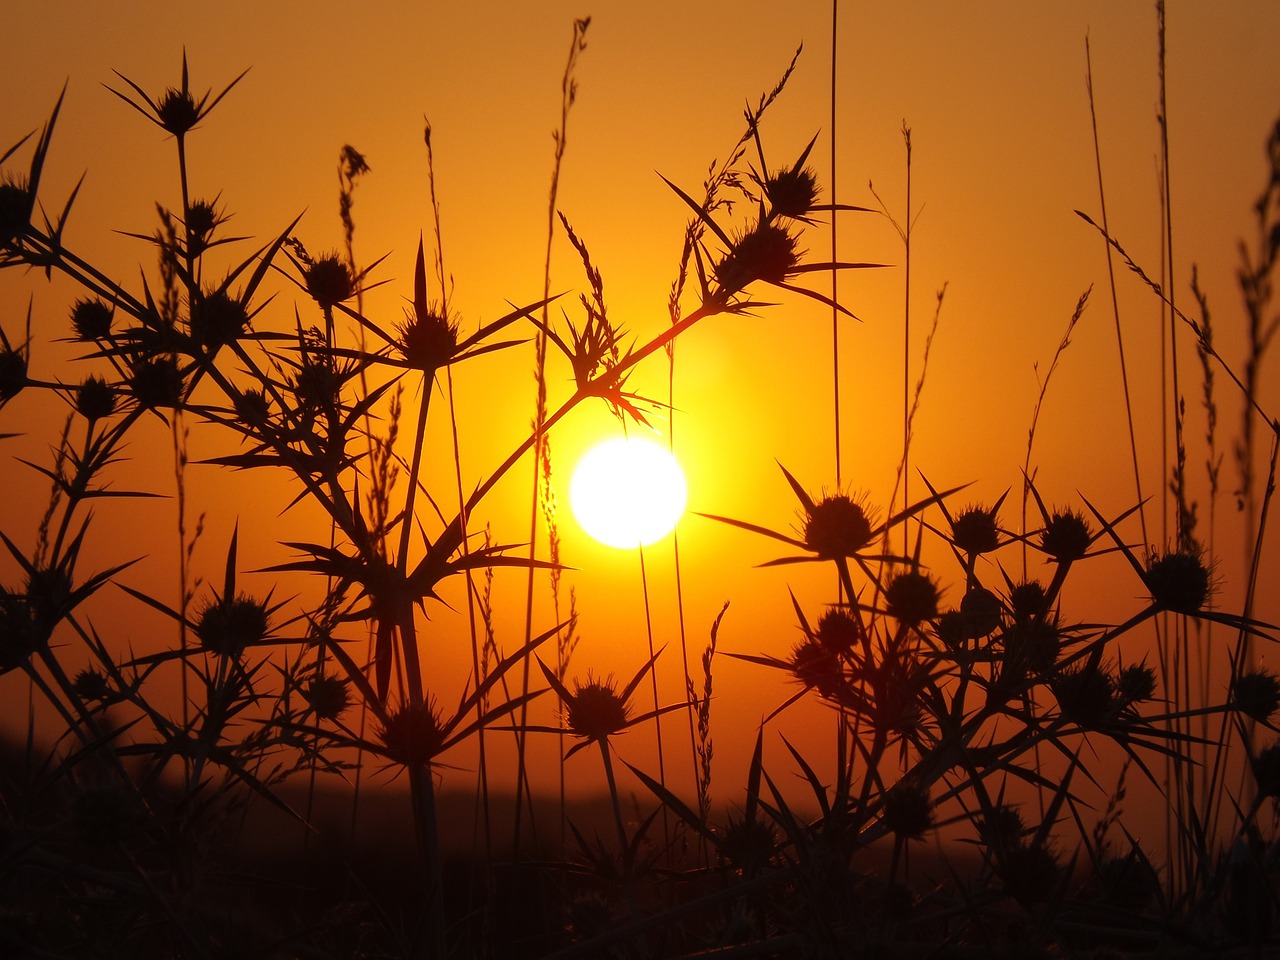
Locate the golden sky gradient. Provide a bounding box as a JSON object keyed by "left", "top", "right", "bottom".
{"left": 3, "top": 1, "right": 1280, "bottom": 821}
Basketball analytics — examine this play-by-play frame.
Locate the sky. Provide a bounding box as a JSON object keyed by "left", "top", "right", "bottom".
{"left": 3, "top": 1, "right": 1280, "bottom": 824}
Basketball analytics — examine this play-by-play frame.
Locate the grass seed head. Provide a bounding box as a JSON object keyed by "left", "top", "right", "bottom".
{"left": 71, "top": 298, "right": 113, "bottom": 340}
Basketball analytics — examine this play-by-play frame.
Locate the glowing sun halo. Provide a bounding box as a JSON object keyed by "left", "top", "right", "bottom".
{"left": 570, "top": 437, "right": 687, "bottom": 548}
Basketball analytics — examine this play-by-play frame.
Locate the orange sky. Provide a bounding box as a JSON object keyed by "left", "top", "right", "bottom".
{"left": 3, "top": 2, "right": 1280, "bottom": 823}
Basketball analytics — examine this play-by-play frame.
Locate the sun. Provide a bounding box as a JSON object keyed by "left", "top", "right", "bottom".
{"left": 570, "top": 437, "right": 687, "bottom": 548}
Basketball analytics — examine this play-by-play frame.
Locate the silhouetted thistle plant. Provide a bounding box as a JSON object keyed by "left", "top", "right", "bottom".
{"left": 1, "top": 26, "right": 1278, "bottom": 960}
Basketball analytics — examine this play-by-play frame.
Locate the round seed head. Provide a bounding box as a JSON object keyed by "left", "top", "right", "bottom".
{"left": 1143, "top": 549, "right": 1211, "bottom": 614}
{"left": 1117, "top": 663, "right": 1158, "bottom": 705}
{"left": 764, "top": 165, "right": 820, "bottom": 219}
{"left": 1002, "top": 616, "right": 1061, "bottom": 674}
{"left": 189, "top": 288, "right": 249, "bottom": 348}
{"left": 1233, "top": 669, "right": 1280, "bottom": 723}
{"left": 0, "top": 177, "right": 33, "bottom": 242}
{"left": 959, "top": 587, "right": 1002, "bottom": 639}
{"left": 1040, "top": 509, "right": 1092, "bottom": 563}
{"left": 803, "top": 493, "right": 874, "bottom": 558}
{"left": 75, "top": 375, "right": 117, "bottom": 421}
{"left": 816, "top": 608, "right": 861, "bottom": 652}
{"left": 195, "top": 593, "right": 268, "bottom": 657}
{"left": 397, "top": 307, "right": 458, "bottom": 372}
{"left": 379, "top": 700, "right": 446, "bottom": 767}
{"left": 719, "top": 815, "right": 777, "bottom": 873}
{"left": 157, "top": 88, "right": 200, "bottom": 136}
{"left": 71, "top": 298, "right": 114, "bottom": 340}
{"left": 128, "top": 355, "right": 184, "bottom": 409}
{"left": 568, "top": 674, "right": 630, "bottom": 740}
{"left": 1053, "top": 664, "right": 1116, "bottom": 727}
{"left": 883, "top": 781, "right": 933, "bottom": 841}
{"left": 303, "top": 673, "right": 351, "bottom": 721}
{"left": 233, "top": 387, "right": 270, "bottom": 425}
{"left": 951, "top": 505, "right": 1000, "bottom": 555}
{"left": 73, "top": 668, "right": 112, "bottom": 703}
{"left": 1009, "top": 580, "right": 1049, "bottom": 621}
{"left": 789, "top": 639, "right": 843, "bottom": 696}
{"left": 715, "top": 221, "right": 799, "bottom": 296}
{"left": 885, "top": 570, "right": 940, "bottom": 625}
{"left": 303, "top": 254, "right": 354, "bottom": 310}
{"left": 0, "top": 345, "right": 27, "bottom": 402}
{"left": 1252, "top": 743, "right": 1280, "bottom": 798}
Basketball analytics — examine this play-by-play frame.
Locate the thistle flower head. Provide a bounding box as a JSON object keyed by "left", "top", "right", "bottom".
{"left": 71, "top": 298, "right": 113, "bottom": 340}
{"left": 76, "top": 375, "right": 117, "bottom": 421}
{"left": 803, "top": 492, "right": 875, "bottom": 558}
{"left": 719, "top": 815, "right": 777, "bottom": 873}
{"left": 883, "top": 780, "right": 933, "bottom": 841}
{"left": 379, "top": 700, "right": 446, "bottom": 767}
{"left": 789, "top": 638, "right": 843, "bottom": 696}
{"left": 567, "top": 673, "right": 630, "bottom": 741}
{"left": 189, "top": 288, "right": 249, "bottom": 348}
{"left": 715, "top": 221, "right": 800, "bottom": 297}
{"left": 303, "top": 673, "right": 351, "bottom": 721}
{"left": 0, "top": 342, "right": 28, "bottom": 402}
{"left": 885, "top": 570, "right": 940, "bottom": 626}
{"left": 157, "top": 87, "right": 200, "bottom": 136}
{"left": 0, "top": 176, "right": 33, "bottom": 243}
{"left": 303, "top": 253, "right": 354, "bottom": 311}
{"left": 128, "top": 354, "right": 184, "bottom": 409}
{"left": 1234, "top": 669, "right": 1280, "bottom": 723}
{"left": 951, "top": 504, "right": 1001, "bottom": 555}
{"left": 397, "top": 304, "right": 458, "bottom": 373}
{"left": 1040, "top": 509, "right": 1092, "bottom": 563}
{"left": 816, "top": 608, "right": 861, "bottom": 652}
{"left": 1009, "top": 580, "right": 1049, "bottom": 621}
{"left": 1143, "top": 549, "right": 1211, "bottom": 614}
{"left": 73, "top": 668, "right": 112, "bottom": 703}
{"left": 959, "top": 586, "right": 1002, "bottom": 639}
{"left": 764, "top": 165, "right": 820, "bottom": 220}
{"left": 1117, "top": 663, "right": 1158, "bottom": 706}
{"left": 194, "top": 592, "right": 268, "bottom": 657}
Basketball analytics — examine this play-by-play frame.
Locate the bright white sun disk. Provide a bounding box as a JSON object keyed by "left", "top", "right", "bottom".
{"left": 570, "top": 437, "right": 687, "bottom": 548}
